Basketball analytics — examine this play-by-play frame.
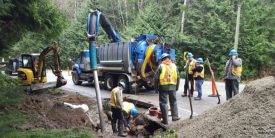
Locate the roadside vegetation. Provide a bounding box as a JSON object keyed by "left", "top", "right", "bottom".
{"left": 1, "top": 0, "right": 274, "bottom": 80}
{"left": 0, "top": 74, "right": 93, "bottom": 138}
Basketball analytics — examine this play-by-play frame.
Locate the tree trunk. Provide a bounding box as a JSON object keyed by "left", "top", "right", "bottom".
{"left": 234, "top": 4, "right": 241, "bottom": 50}
{"left": 138, "top": 0, "right": 144, "bottom": 12}
{"left": 110, "top": 0, "right": 118, "bottom": 29}
{"left": 118, "top": 0, "right": 125, "bottom": 29}
{"left": 180, "top": 0, "right": 187, "bottom": 33}
{"left": 124, "top": 0, "right": 128, "bottom": 26}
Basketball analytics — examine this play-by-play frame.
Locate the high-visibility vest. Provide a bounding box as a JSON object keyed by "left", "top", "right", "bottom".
{"left": 194, "top": 64, "right": 204, "bottom": 78}
{"left": 109, "top": 87, "right": 123, "bottom": 108}
{"left": 231, "top": 65, "right": 243, "bottom": 77}
{"left": 225, "top": 60, "right": 243, "bottom": 77}
{"left": 123, "top": 102, "right": 135, "bottom": 114}
{"left": 159, "top": 63, "right": 178, "bottom": 85}
{"left": 188, "top": 59, "right": 196, "bottom": 74}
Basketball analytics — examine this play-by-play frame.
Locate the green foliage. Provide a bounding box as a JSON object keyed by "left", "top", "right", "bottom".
{"left": 0, "top": 0, "right": 67, "bottom": 53}
{"left": 0, "top": 88, "right": 23, "bottom": 106}
{"left": 120, "top": 0, "right": 275, "bottom": 79}
{"left": 2, "top": 0, "right": 274, "bottom": 79}
{"left": 152, "top": 129, "right": 177, "bottom": 138}
{"left": 0, "top": 74, "right": 18, "bottom": 88}
{"left": 0, "top": 110, "right": 28, "bottom": 136}
{"left": 58, "top": 0, "right": 92, "bottom": 68}
{"left": 0, "top": 110, "right": 93, "bottom": 138}
{"left": 7, "top": 32, "right": 49, "bottom": 58}
{"left": 2, "top": 127, "right": 93, "bottom": 138}
{"left": 0, "top": 84, "right": 93, "bottom": 138}
{"left": 238, "top": 0, "right": 275, "bottom": 78}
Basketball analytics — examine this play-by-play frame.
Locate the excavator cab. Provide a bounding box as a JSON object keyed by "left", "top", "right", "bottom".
{"left": 18, "top": 54, "right": 47, "bottom": 84}
{"left": 17, "top": 41, "right": 67, "bottom": 91}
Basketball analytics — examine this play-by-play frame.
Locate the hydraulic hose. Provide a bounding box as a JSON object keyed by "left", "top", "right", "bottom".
{"left": 141, "top": 45, "right": 157, "bottom": 78}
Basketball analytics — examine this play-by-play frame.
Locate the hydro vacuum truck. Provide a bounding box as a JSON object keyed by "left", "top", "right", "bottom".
{"left": 72, "top": 10, "right": 176, "bottom": 93}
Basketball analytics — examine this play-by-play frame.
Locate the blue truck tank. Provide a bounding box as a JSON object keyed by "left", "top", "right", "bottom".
{"left": 72, "top": 34, "right": 176, "bottom": 93}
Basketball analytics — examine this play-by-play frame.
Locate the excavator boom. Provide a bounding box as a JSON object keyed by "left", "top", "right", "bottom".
{"left": 17, "top": 41, "right": 67, "bottom": 91}
{"left": 37, "top": 41, "right": 67, "bottom": 88}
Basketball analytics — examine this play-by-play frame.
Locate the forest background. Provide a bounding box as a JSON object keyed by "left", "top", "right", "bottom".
{"left": 0, "top": 0, "right": 274, "bottom": 80}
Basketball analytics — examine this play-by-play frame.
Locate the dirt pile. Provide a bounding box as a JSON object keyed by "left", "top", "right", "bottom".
{"left": 16, "top": 92, "right": 97, "bottom": 130}
{"left": 172, "top": 76, "right": 275, "bottom": 138}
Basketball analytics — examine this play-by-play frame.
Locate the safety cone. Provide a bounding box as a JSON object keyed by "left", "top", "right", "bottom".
{"left": 208, "top": 79, "right": 217, "bottom": 97}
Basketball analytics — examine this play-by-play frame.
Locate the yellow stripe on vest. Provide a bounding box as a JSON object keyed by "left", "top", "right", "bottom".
{"left": 159, "top": 64, "right": 177, "bottom": 85}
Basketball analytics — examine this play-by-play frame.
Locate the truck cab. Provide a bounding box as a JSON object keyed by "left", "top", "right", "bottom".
{"left": 72, "top": 50, "right": 93, "bottom": 85}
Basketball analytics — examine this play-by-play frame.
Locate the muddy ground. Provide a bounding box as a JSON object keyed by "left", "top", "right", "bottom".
{"left": 171, "top": 76, "right": 275, "bottom": 138}
{"left": 14, "top": 89, "right": 162, "bottom": 138}
{"left": 15, "top": 90, "right": 117, "bottom": 137}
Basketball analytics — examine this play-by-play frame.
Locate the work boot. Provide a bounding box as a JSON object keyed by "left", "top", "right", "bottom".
{"left": 118, "top": 131, "right": 127, "bottom": 137}
{"left": 112, "top": 128, "right": 118, "bottom": 134}
{"left": 118, "top": 120, "right": 127, "bottom": 137}
{"left": 194, "top": 97, "right": 201, "bottom": 100}
{"left": 161, "top": 120, "right": 168, "bottom": 125}
{"left": 172, "top": 117, "right": 180, "bottom": 121}
{"left": 111, "top": 121, "right": 118, "bottom": 133}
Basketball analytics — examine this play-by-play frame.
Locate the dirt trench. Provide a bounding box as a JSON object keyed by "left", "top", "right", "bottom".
{"left": 14, "top": 90, "right": 164, "bottom": 138}
{"left": 16, "top": 92, "right": 98, "bottom": 131}
{"left": 102, "top": 98, "right": 166, "bottom": 137}
{"left": 171, "top": 76, "right": 275, "bottom": 138}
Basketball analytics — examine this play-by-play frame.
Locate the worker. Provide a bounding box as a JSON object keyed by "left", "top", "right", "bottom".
{"left": 122, "top": 101, "right": 138, "bottom": 129}
{"left": 33, "top": 58, "right": 39, "bottom": 77}
{"left": 224, "top": 50, "right": 242, "bottom": 100}
{"left": 182, "top": 53, "right": 196, "bottom": 97}
{"left": 109, "top": 82, "right": 127, "bottom": 137}
{"left": 193, "top": 58, "right": 204, "bottom": 100}
{"left": 154, "top": 53, "right": 180, "bottom": 125}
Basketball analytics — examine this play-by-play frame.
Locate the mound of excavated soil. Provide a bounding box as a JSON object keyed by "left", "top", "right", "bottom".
{"left": 16, "top": 92, "right": 97, "bottom": 130}
{"left": 172, "top": 76, "right": 275, "bottom": 138}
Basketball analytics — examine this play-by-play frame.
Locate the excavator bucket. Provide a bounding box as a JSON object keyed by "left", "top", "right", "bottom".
{"left": 56, "top": 76, "right": 67, "bottom": 88}
{"left": 23, "top": 78, "right": 67, "bottom": 92}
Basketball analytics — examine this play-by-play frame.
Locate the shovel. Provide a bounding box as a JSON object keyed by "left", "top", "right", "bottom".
{"left": 185, "top": 69, "right": 193, "bottom": 119}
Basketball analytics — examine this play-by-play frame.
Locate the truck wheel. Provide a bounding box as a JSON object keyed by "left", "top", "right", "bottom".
{"left": 118, "top": 75, "right": 130, "bottom": 93}
{"left": 72, "top": 71, "right": 82, "bottom": 85}
{"left": 104, "top": 74, "right": 116, "bottom": 91}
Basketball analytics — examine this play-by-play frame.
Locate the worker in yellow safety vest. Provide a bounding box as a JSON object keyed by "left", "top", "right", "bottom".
{"left": 193, "top": 58, "right": 204, "bottom": 100}
{"left": 154, "top": 53, "right": 180, "bottom": 125}
{"left": 182, "top": 52, "right": 196, "bottom": 97}
{"left": 109, "top": 82, "right": 127, "bottom": 137}
{"left": 122, "top": 101, "right": 138, "bottom": 129}
{"left": 224, "top": 49, "right": 242, "bottom": 100}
